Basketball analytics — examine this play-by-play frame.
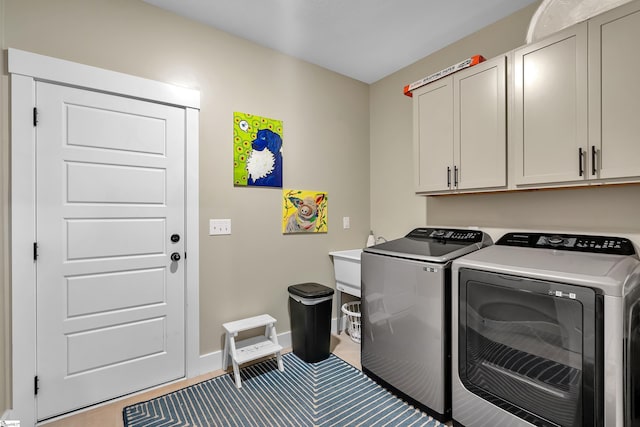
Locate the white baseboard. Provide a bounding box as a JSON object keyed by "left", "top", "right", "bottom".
{"left": 195, "top": 317, "right": 338, "bottom": 377}
{"left": 1, "top": 409, "right": 18, "bottom": 422}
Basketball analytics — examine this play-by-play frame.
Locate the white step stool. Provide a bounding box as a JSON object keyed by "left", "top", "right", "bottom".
{"left": 222, "top": 314, "right": 284, "bottom": 388}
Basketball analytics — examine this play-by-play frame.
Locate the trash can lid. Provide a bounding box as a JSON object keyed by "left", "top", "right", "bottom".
{"left": 288, "top": 282, "right": 334, "bottom": 298}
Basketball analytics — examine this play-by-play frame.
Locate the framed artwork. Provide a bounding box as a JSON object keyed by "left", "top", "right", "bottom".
{"left": 282, "top": 189, "right": 328, "bottom": 234}
{"left": 233, "top": 112, "right": 283, "bottom": 188}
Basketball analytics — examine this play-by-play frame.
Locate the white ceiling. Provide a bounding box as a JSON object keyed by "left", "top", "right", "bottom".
{"left": 142, "top": 0, "right": 539, "bottom": 84}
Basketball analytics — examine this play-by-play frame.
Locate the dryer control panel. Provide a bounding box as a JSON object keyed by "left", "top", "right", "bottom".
{"left": 497, "top": 232, "right": 636, "bottom": 256}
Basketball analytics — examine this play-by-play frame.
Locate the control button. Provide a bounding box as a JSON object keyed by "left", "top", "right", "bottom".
{"left": 547, "top": 236, "right": 564, "bottom": 246}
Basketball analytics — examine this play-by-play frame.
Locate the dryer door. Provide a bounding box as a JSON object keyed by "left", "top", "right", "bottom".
{"left": 458, "top": 268, "right": 603, "bottom": 427}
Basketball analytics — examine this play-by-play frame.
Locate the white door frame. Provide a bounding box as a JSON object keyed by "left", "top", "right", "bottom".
{"left": 8, "top": 48, "right": 200, "bottom": 426}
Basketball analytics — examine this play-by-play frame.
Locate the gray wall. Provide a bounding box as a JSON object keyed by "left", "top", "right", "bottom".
{"left": 0, "top": 0, "right": 370, "bottom": 413}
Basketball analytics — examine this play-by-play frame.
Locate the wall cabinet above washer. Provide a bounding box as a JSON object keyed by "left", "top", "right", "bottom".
{"left": 513, "top": 23, "right": 588, "bottom": 186}
{"left": 413, "top": 56, "right": 506, "bottom": 194}
{"left": 513, "top": 0, "right": 640, "bottom": 188}
{"left": 588, "top": 1, "right": 640, "bottom": 181}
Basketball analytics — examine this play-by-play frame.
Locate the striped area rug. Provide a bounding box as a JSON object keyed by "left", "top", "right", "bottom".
{"left": 123, "top": 353, "right": 445, "bottom": 426}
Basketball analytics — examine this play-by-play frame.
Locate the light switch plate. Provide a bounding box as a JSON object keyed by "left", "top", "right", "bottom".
{"left": 343, "top": 216, "right": 350, "bottom": 229}
{"left": 209, "top": 219, "right": 231, "bottom": 235}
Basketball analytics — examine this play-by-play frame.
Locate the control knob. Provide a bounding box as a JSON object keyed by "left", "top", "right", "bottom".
{"left": 547, "top": 236, "right": 564, "bottom": 246}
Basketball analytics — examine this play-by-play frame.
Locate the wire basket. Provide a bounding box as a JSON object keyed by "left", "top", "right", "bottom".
{"left": 341, "top": 301, "right": 361, "bottom": 343}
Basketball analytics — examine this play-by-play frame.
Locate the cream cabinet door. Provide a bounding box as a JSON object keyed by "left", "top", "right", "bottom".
{"left": 589, "top": 1, "right": 640, "bottom": 180}
{"left": 413, "top": 77, "right": 454, "bottom": 192}
{"left": 514, "top": 23, "right": 588, "bottom": 186}
{"left": 454, "top": 56, "right": 506, "bottom": 190}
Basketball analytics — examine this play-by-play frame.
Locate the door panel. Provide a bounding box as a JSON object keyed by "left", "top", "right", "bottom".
{"left": 66, "top": 218, "right": 165, "bottom": 259}
{"left": 66, "top": 162, "right": 166, "bottom": 203}
{"left": 413, "top": 77, "right": 454, "bottom": 192}
{"left": 66, "top": 103, "right": 167, "bottom": 154}
{"left": 36, "top": 82, "right": 185, "bottom": 420}
{"left": 67, "top": 317, "right": 167, "bottom": 375}
{"left": 589, "top": 4, "right": 640, "bottom": 179}
{"left": 66, "top": 268, "right": 165, "bottom": 316}
{"left": 455, "top": 56, "right": 506, "bottom": 190}
{"left": 514, "top": 24, "right": 588, "bottom": 185}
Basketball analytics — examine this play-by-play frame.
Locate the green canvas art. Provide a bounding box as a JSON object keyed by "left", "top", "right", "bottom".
{"left": 233, "top": 112, "right": 283, "bottom": 187}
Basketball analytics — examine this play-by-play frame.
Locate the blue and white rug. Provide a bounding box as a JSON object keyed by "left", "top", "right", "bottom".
{"left": 123, "top": 353, "right": 445, "bottom": 426}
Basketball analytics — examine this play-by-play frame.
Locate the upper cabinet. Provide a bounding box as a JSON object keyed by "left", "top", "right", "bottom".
{"left": 413, "top": 0, "right": 640, "bottom": 194}
{"left": 514, "top": 0, "right": 640, "bottom": 187}
{"left": 413, "top": 56, "right": 506, "bottom": 194}
{"left": 413, "top": 76, "right": 454, "bottom": 193}
{"left": 589, "top": 1, "right": 640, "bottom": 181}
{"left": 513, "top": 23, "right": 588, "bottom": 186}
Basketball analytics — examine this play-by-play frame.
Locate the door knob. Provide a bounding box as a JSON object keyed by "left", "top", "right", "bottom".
{"left": 171, "top": 252, "right": 181, "bottom": 262}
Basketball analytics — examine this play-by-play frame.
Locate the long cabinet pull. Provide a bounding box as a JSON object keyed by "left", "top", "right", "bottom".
{"left": 447, "top": 167, "right": 451, "bottom": 188}
{"left": 578, "top": 147, "right": 584, "bottom": 177}
{"left": 591, "top": 145, "right": 597, "bottom": 176}
{"left": 454, "top": 166, "right": 459, "bottom": 187}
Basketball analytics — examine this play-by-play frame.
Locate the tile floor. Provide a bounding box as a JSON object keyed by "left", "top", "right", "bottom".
{"left": 40, "top": 333, "right": 362, "bottom": 427}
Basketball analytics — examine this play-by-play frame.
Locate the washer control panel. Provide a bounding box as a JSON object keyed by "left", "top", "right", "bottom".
{"left": 406, "top": 228, "right": 484, "bottom": 243}
{"left": 497, "top": 232, "right": 636, "bottom": 255}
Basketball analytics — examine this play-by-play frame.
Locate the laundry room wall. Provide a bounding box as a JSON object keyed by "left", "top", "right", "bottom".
{"left": 370, "top": 0, "right": 640, "bottom": 239}
{"left": 426, "top": 186, "right": 640, "bottom": 233}
{"left": 0, "top": 0, "right": 369, "bottom": 410}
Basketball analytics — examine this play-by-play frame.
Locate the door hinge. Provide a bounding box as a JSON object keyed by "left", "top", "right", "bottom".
{"left": 34, "top": 375, "right": 39, "bottom": 395}
{"left": 33, "top": 242, "right": 38, "bottom": 260}
{"left": 33, "top": 107, "right": 38, "bottom": 126}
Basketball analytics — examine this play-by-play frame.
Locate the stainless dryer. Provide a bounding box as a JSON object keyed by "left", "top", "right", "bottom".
{"left": 452, "top": 232, "right": 640, "bottom": 427}
{"left": 361, "top": 227, "right": 492, "bottom": 422}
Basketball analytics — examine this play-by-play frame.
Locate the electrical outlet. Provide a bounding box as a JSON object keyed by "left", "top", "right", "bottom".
{"left": 343, "top": 217, "right": 350, "bottom": 229}
{"left": 209, "top": 219, "right": 231, "bottom": 235}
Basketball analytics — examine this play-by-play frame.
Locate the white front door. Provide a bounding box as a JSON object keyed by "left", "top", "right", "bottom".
{"left": 35, "top": 81, "right": 186, "bottom": 420}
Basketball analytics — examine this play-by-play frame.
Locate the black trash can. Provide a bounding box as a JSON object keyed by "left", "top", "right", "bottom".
{"left": 288, "top": 282, "right": 334, "bottom": 363}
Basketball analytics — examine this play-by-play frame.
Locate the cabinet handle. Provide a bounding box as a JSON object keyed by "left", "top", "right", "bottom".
{"left": 454, "top": 166, "right": 459, "bottom": 187}
{"left": 447, "top": 167, "right": 451, "bottom": 188}
{"left": 591, "top": 145, "right": 597, "bottom": 176}
{"left": 578, "top": 147, "right": 584, "bottom": 177}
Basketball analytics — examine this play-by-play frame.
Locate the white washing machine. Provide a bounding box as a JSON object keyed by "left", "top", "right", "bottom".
{"left": 451, "top": 232, "right": 640, "bottom": 427}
